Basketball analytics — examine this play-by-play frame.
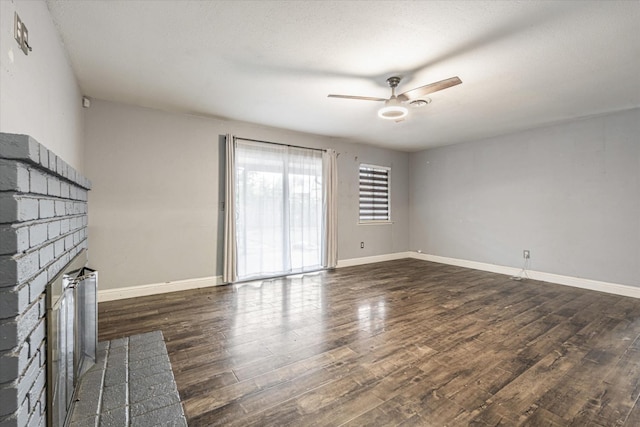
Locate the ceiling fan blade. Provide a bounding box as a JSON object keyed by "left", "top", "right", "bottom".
{"left": 328, "top": 94, "right": 387, "bottom": 102}
{"left": 397, "top": 76, "right": 462, "bottom": 101}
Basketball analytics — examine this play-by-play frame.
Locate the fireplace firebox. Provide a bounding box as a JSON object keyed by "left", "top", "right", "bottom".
{"left": 46, "top": 249, "right": 97, "bottom": 427}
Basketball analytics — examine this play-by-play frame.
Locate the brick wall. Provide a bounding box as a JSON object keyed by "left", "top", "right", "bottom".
{"left": 0, "top": 133, "right": 91, "bottom": 427}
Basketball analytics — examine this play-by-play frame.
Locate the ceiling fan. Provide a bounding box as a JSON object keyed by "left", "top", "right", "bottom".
{"left": 328, "top": 76, "right": 462, "bottom": 121}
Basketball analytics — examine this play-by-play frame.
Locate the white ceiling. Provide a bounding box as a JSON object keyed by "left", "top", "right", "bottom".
{"left": 46, "top": 0, "right": 640, "bottom": 152}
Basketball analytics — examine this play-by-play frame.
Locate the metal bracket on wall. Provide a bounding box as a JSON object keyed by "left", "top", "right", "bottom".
{"left": 14, "top": 12, "right": 32, "bottom": 55}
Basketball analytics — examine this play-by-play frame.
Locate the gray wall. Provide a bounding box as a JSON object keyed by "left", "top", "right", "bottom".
{"left": 0, "top": 0, "right": 85, "bottom": 172}
{"left": 0, "top": 3, "right": 89, "bottom": 426}
{"left": 409, "top": 108, "right": 640, "bottom": 287}
{"left": 84, "top": 100, "right": 409, "bottom": 291}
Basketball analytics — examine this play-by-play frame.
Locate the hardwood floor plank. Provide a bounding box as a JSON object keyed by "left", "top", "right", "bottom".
{"left": 340, "top": 406, "right": 408, "bottom": 427}
{"left": 98, "top": 259, "right": 640, "bottom": 426}
{"left": 476, "top": 344, "right": 585, "bottom": 424}
{"left": 399, "top": 387, "right": 469, "bottom": 425}
{"left": 518, "top": 407, "right": 567, "bottom": 426}
{"left": 240, "top": 369, "right": 343, "bottom": 416}
{"left": 623, "top": 397, "right": 640, "bottom": 426}
{"left": 569, "top": 347, "right": 640, "bottom": 426}
{"left": 185, "top": 345, "right": 357, "bottom": 421}
{"left": 536, "top": 316, "right": 640, "bottom": 424}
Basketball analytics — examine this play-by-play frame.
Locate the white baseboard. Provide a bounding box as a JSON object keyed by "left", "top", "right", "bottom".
{"left": 411, "top": 252, "right": 640, "bottom": 299}
{"left": 336, "top": 251, "right": 414, "bottom": 268}
{"left": 412, "top": 253, "right": 521, "bottom": 277}
{"left": 98, "top": 252, "right": 639, "bottom": 302}
{"left": 98, "top": 275, "right": 223, "bottom": 302}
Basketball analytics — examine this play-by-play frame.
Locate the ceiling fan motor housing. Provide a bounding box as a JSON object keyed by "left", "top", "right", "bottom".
{"left": 387, "top": 76, "right": 402, "bottom": 88}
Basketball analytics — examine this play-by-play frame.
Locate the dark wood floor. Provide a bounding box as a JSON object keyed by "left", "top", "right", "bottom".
{"left": 98, "top": 259, "right": 640, "bottom": 426}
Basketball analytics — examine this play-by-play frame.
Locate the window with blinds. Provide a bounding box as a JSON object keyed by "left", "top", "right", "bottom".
{"left": 359, "top": 164, "right": 390, "bottom": 222}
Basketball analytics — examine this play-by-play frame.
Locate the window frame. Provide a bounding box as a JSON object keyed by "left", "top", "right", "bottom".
{"left": 358, "top": 163, "right": 392, "bottom": 224}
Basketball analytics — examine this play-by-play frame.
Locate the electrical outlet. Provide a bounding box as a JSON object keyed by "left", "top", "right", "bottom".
{"left": 360, "top": 242, "right": 364, "bottom": 249}
{"left": 523, "top": 250, "right": 530, "bottom": 259}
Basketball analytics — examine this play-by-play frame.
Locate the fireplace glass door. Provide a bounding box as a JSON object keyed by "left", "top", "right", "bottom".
{"left": 47, "top": 250, "right": 97, "bottom": 427}
{"left": 49, "top": 277, "right": 75, "bottom": 427}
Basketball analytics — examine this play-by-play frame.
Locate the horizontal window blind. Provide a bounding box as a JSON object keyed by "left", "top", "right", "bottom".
{"left": 359, "top": 164, "right": 390, "bottom": 222}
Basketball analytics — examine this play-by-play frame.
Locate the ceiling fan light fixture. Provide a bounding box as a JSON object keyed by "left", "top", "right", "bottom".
{"left": 378, "top": 98, "right": 408, "bottom": 120}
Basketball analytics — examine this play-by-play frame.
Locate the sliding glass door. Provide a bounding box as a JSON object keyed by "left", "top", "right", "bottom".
{"left": 234, "top": 140, "right": 323, "bottom": 280}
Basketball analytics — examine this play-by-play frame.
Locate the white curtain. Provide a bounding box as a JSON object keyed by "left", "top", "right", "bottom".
{"left": 223, "top": 134, "right": 237, "bottom": 283}
{"left": 223, "top": 138, "right": 338, "bottom": 282}
{"left": 322, "top": 149, "right": 338, "bottom": 268}
{"left": 233, "top": 139, "right": 324, "bottom": 280}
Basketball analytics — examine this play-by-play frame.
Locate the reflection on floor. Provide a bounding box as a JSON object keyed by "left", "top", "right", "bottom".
{"left": 99, "top": 259, "right": 640, "bottom": 426}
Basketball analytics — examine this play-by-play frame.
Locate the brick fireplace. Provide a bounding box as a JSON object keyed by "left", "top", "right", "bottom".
{"left": 0, "top": 133, "right": 91, "bottom": 427}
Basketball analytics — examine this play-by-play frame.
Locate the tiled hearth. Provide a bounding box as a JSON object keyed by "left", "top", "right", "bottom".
{"left": 69, "top": 331, "right": 186, "bottom": 427}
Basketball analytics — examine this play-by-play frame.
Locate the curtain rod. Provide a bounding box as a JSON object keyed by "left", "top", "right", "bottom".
{"left": 235, "top": 136, "right": 327, "bottom": 153}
